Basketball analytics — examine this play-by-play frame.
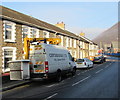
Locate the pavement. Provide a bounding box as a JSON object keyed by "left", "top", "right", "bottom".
{"left": 0, "top": 72, "right": 31, "bottom": 91}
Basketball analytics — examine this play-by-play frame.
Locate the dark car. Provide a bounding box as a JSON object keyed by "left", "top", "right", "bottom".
{"left": 93, "top": 56, "right": 106, "bottom": 64}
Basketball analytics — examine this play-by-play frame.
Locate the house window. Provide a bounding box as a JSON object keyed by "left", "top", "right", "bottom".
{"left": 2, "top": 47, "right": 16, "bottom": 72}
{"left": 30, "top": 28, "right": 36, "bottom": 38}
{"left": 30, "top": 28, "right": 39, "bottom": 38}
{"left": 4, "top": 49, "right": 13, "bottom": 69}
{"left": 83, "top": 42, "right": 85, "bottom": 49}
{"left": 22, "top": 26, "right": 29, "bottom": 39}
{"left": 22, "top": 26, "right": 39, "bottom": 40}
{"left": 43, "top": 31, "right": 49, "bottom": 38}
{"left": 3, "top": 20, "right": 16, "bottom": 42}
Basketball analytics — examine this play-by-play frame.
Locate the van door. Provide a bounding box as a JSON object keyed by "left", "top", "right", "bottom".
{"left": 29, "top": 44, "right": 46, "bottom": 74}
{"left": 68, "top": 53, "right": 75, "bottom": 70}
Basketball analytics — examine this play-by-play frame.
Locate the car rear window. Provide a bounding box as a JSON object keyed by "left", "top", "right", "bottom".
{"left": 76, "top": 59, "right": 84, "bottom": 62}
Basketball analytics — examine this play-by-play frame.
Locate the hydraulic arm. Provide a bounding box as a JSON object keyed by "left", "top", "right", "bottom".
{"left": 24, "top": 37, "right": 61, "bottom": 59}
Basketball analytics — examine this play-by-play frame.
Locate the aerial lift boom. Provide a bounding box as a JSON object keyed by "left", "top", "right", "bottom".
{"left": 24, "top": 37, "right": 61, "bottom": 59}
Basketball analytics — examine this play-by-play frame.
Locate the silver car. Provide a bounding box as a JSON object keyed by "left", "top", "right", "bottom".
{"left": 75, "top": 58, "right": 93, "bottom": 68}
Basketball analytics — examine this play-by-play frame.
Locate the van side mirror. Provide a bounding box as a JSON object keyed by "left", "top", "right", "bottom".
{"left": 72, "top": 57, "right": 74, "bottom": 61}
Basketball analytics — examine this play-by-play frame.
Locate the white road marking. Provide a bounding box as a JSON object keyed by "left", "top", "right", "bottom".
{"left": 82, "top": 71, "right": 85, "bottom": 74}
{"left": 84, "top": 70, "right": 87, "bottom": 72}
{"left": 89, "top": 68, "right": 94, "bottom": 70}
{"left": 61, "top": 80, "right": 64, "bottom": 82}
{"left": 47, "top": 84, "right": 57, "bottom": 87}
{"left": 72, "top": 75, "right": 91, "bottom": 86}
{"left": 105, "top": 65, "right": 109, "bottom": 68}
{"left": 109, "top": 63, "right": 112, "bottom": 65}
{"left": 82, "top": 70, "right": 88, "bottom": 73}
{"left": 95, "top": 69, "right": 103, "bottom": 74}
{"left": 76, "top": 70, "right": 79, "bottom": 72}
{"left": 77, "top": 73, "right": 81, "bottom": 75}
{"left": 73, "top": 76, "right": 75, "bottom": 77}
{"left": 45, "top": 93, "right": 58, "bottom": 99}
{"left": 97, "top": 64, "right": 101, "bottom": 67}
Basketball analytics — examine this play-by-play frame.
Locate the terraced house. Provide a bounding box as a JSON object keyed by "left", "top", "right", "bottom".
{"left": 0, "top": 6, "right": 98, "bottom": 73}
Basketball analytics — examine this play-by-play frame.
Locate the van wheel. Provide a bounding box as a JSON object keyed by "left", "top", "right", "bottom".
{"left": 56, "top": 72, "right": 62, "bottom": 82}
{"left": 88, "top": 65, "right": 89, "bottom": 68}
{"left": 72, "top": 68, "right": 76, "bottom": 76}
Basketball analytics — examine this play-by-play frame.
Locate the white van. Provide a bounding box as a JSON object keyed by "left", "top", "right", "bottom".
{"left": 29, "top": 43, "right": 76, "bottom": 82}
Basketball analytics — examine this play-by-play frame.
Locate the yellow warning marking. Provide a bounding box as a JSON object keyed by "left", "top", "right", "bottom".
{"left": 35, "top": 45, "right": 41, "bottom": 47}
{"left": 39, "top": 62, "right": 43, "bottom": 64}
{"left": 29, "top": 48, "right": 33, "bottom": 51}
{"left": 35, "top": 70, "right": 43, "bottom": 72}
{"left": 29, "top": 62, "right": 33, "bottom": 64}
{"left": 35, "top": 62, "right": 39, "bottom": 64}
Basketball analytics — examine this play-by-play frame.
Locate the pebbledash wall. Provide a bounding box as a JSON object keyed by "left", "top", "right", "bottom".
{"left": 0, "top": 6, "right": 98, "bottom": 73}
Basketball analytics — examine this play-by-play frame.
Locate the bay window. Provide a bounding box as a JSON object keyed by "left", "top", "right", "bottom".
{"left": 3, "top": 20, "right": 16, "bottom": 42}
{"left": 2, "top": 47, "right": 16, "bottom": 72}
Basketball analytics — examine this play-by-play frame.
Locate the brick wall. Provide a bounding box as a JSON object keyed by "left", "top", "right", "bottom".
{"left": 15, "top": 23, "right": 23, "bottom": 60}
{"left": 0, "top": 20, "right": 3, "bottom": 73}
{"left": 39, "top": 30, "right": 44, "bottom": 37}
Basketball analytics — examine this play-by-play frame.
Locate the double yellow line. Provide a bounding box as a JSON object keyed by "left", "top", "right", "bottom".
{"left": 1, "top": 84, "right": 30, "bottom": 94}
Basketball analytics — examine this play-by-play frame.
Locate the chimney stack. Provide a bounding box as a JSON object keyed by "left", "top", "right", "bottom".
{"left": 79, "top": 32, "right": 85, "bottom": 37}
{"left": 55, "top": 22, "right": 65, "bottom": 30}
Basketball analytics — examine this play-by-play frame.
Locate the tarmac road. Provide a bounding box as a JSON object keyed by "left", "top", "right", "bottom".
{"left": 2, "top": 57, "right": 119, "bottom": 99}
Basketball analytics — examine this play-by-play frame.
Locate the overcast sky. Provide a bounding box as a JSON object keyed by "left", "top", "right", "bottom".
{"left": 2, "top": 2, "right": 118, "bottom": 40}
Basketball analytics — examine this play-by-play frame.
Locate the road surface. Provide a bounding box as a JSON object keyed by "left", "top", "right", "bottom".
{"left": 2, "top": 56, "right": 119, "bottom": 99}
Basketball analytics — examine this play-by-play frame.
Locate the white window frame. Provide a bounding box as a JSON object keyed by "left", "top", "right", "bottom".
{"left": 2, "top": 47, "right": 16, "bottom": 73}
{"left": 3, "top": 20, "right": 16, "bottom": 42}
{"left": 80, "top": 41, "right": 83, "bottom": 49}
{"left": 83, "top": 42, "right": 85, "bottom": 49}
{"left": 70, "top": 38, "right": 72, "bottom": 47}
{"left": 66, "top": 37, "right": 69, "bottom": 47}
{"left": 30, "top": 27, "right": 39, "bottom": 38}
{"left": 35, "top": 29, "right": 39, "bottom": 38}
{"left": 22, "top": 25, "right": 30, "bottom": 42}
{"left": 22, "top": 26, "right": 40, "bottom": 42}
{"left": 74, "top": 39, "right": 76, "bottom": 48}
{"left": 61, "top": 35, "right": 64, "bottom": 46}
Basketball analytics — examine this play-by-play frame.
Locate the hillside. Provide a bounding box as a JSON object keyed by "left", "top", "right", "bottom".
{"left": 93, "top": 22, "right": 119, "bottom": 46}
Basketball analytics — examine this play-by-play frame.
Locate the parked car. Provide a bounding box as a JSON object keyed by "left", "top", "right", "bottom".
{"left": 75, "top": 58, "right": 93, "bottom": 68}
{"left": 87, "top": 56, "right": 95, "bottom": 61}
{"left": 93, "top": 55, "right": 106, "bottom": 64}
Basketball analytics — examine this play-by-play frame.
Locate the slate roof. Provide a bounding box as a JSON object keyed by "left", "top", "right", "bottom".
{"left": 0, "top": 5, "right": 96, "bottom": 44}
